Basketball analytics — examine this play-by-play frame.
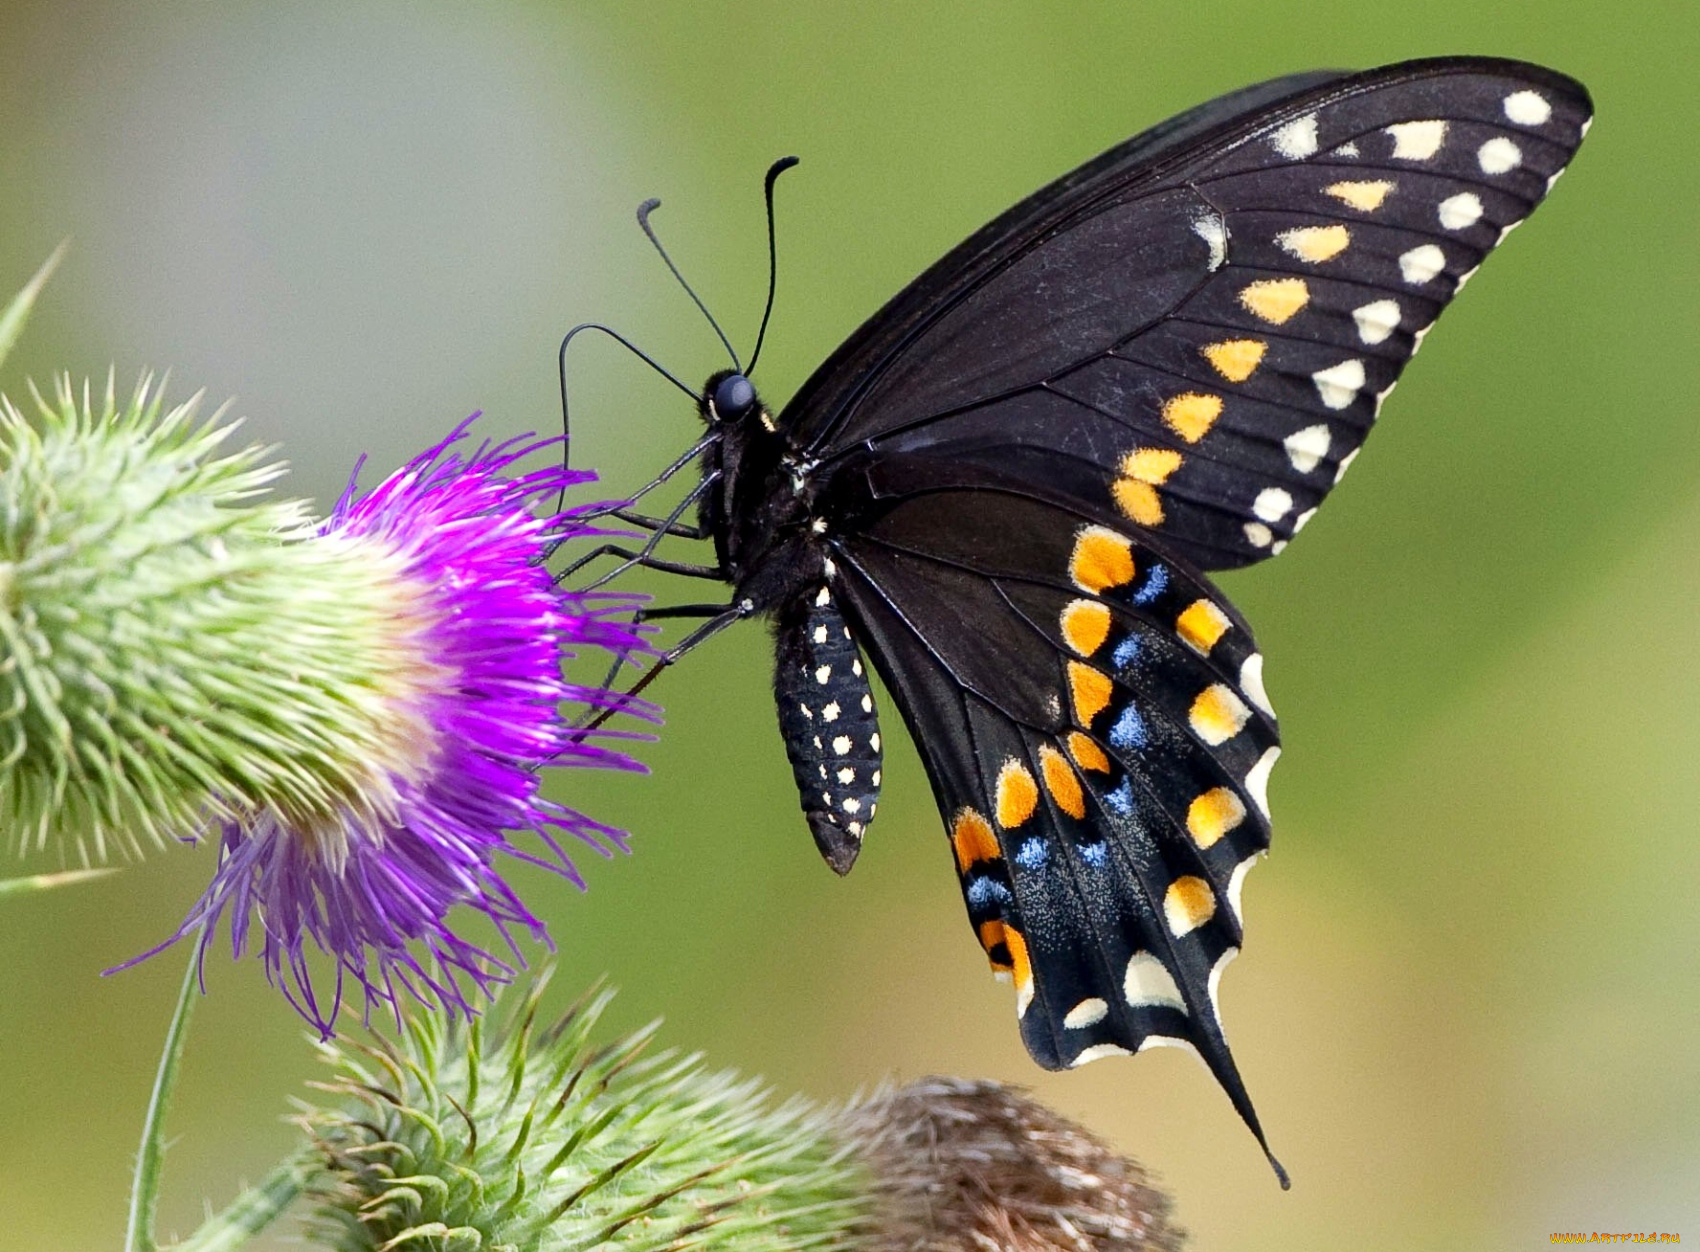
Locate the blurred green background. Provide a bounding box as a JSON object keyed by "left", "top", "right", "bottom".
{"left": 2, "top": 2, "right": 1696, "bottom": 1249}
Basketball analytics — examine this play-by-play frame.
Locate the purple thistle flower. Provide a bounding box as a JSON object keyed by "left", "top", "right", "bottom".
{"left": 122, "top": 415, "right": 653, "bottom": 1034}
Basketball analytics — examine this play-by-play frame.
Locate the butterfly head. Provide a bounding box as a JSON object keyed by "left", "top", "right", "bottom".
{"left": 701, "top": 368, "right": 776, "bottom": 434}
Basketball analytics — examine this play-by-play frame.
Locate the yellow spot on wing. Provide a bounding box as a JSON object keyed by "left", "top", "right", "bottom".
{"left": 1124, "top": 447, "right": 1183, "bottom": 483}
{"left": 1187, "top": 787, "right": 1247, "bottom": 848}
{"left": 1189, "top": 683, "right": 1252, "bottom": 745}
{"left": 1161, "top": 392, "right": 1223, "bottom": 443}
{"left": 1005, "top": 925, "right": 1034, "bottom": 1014}
{"left": 1067, "top": 731, "right": 1110, "bottom": 773}
{"left": 1277, "top": 224, "right": 1350, "bottom": 263}
{"left": 1069, "top": 526, "right": 1135, "bottom": 593}
{"left": 1175, "top": 599, "right": 1232, "bottom": 656}
{"left": 1038, "top": 744, "right": 1086, "bottom": 819}
{"left": 1067, "top": 661, "right": 1114, "bottom": 727}
{"left": 1325, "top": 179, "right": 1394, "bottom": 211}
{"left": 1238, "top": 278, "right": 1310, "bottom": 325}
{"left": 1164, "top": 876, "right": 1217, "bottom": 936}
{"left": 1113, "top": 447, "right": 1184, "bottom": 526}
{"left": 951, "top": 808, "right": 1000, "bottom": 872}
{"left": 995, "top": 759, "right": 1039, "bottom": 829}
{"left": 1059, "top": 599, "right": 1111, "bottom": 657}
{"left": 1201, "top": 338, "right": 1267, "bottom": 382}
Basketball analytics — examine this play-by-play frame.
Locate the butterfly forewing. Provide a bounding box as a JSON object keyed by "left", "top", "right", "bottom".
{"left": 787, "top": 59, "right": 1590, "bottom": 573}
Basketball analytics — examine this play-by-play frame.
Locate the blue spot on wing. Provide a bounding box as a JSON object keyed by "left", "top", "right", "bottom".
{"left": 1015, "top": 838, "right": 1049, "bottom": 869}
{"left": 1105, "top": 777, "right": 1136, "bottom": 816}
{"left": 1112, "top": 634, "right": 1143, "bottom": 670}
{"left": 1131, "top": 564, "right": 1169, "bottom": 606}
{"left": 1110, "top": 704, "right": 1148, "bottom": 750}
{"left": 967, "top": 876, "right": 1013, "bottom": 908}
{"left": 1080, "top": 842, "right": 1109, "bottom": 867}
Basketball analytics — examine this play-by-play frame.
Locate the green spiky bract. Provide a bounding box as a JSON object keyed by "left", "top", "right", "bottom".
{"left": 303, "top": 978, "right": 871, "bottom": 1252}
{"left": 0, "top": 374, "right": 434, "bottom": 863}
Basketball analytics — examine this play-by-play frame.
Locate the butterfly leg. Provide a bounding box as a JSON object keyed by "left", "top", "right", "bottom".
{"left": 558, "top": 472, "right": 724, "bottom": 588}
{"left": 575, "top": 599, "right": 755, "bottom": 733}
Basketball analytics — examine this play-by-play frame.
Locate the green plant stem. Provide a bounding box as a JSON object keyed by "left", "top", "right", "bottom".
{"left": 0, "top": 867, "right": 116, "bottom": 897}
{"left": 126, "top": 945, "right": 201, "bottom": 1252}
{"left": 170, "top": 1148, "right": 320, "bottom": 1252}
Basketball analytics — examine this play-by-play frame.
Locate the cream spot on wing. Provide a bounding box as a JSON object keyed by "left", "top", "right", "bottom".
{"left": 1208, "top": 947, "right": 1238, "bottom": 1019}
{"left": 1386, "top": 119, "right": 1447, "bottom": 160}
{"left": 1292, "top": 507, "right": 1317, "bottom": 533}
{"left": 1399, "top": 243, "right": 1446, "bottom": 285}
{"left": 1352, "top": 298, "right": 1401, "bottom": 345}
{"left": 1270, "top": 112, "right": 1319, "bottom": 158}
{"left": 1243, "top": 521, "right": 1273, "bottom": 548}
{"left": 1283, "top": 423, "right": 1331, "bottom": 473}
{"left": 1504, "top": 90, "right": 1552, "bottom": 126}
{"left": 1312, "top": 358, "right": 1366, "bottom": 410}
{"left": 1438, "top": 191, "right": 1484, "bottom": 230}
{"left": 1478, "top": 136, "right": 1523, "bottom": 174}
{"left": 1245, "top": 746, "right": 1280, "bottom": 818}
{"left": 1227, "top": 852, "right": 1264, "bottom": 923}
{"left": 1240, "top": 652, "right": 1273, "bottom": 716}
{"left": 1064, "top": 998, "right": 1110, "bottom": 1029}
{"left": 1277, "top": 224, "right": 1349, "bottom": 263}
{"left": 1125, "top": 951, "right": 1186, "bottom": 1010}
{"left": 1239, "top": 277, "right": 1310, "bottom": 325}
{"left": 1193, "top": 212, "right": 1228, "bottom": 271}
{"left": 1252, "top": 486, "right": 1293, "bottom": 523}
{"left": 1071, "top": 1043, "right": 1133, "bottom": 1067}
{"left": 1138, "top": 1035, "right": 1206, "bottom": 1065}
{"left": 1325, "top": 179, "right": 1394, "bottom": 211}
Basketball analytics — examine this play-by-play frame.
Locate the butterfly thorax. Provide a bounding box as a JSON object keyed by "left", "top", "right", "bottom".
{"left": 696, "top": 369, "right": 828, "bottom": 609}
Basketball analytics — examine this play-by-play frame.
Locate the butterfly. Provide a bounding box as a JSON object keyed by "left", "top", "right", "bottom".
{"left": 562, "top": 57, "right": 1591, "bottom": 1183}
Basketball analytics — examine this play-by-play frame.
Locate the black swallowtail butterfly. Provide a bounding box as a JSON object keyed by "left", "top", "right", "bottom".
{"left": 564, "top": 57, "right": 1591, "bottom": 1184}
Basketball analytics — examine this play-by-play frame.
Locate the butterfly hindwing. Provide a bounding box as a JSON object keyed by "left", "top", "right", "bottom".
{"left": 827, "top": 480, "right": 1283, "bottom": 1165}
{"left": 788, "top": 59, "right": 1590, "bottom": 573}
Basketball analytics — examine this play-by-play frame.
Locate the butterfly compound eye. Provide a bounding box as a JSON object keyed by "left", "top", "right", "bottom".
{"left": 713, "top": 373, "right": 756, "bottom": 419}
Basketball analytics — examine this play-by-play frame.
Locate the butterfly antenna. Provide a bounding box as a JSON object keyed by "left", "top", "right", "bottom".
{"left": 746, "top": 155, "right": 799, "bottom": 377}
{"left": 636, "top": 197, "right": 742, "bottom": 372}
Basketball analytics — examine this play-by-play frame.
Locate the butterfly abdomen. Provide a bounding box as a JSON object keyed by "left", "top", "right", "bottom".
{"left": 773, "top": 581, "right": 883, "bottom": 875}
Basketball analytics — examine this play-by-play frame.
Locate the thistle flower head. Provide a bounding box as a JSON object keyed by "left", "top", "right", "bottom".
{"left": 305, "top": 979, "right": 870, "bottom": 1252}
{"left": 0, "top": 375, "right": 649, "bottom": 1030}
{"left": 302, "top": 977, "right": 1185, "bottom": 1252}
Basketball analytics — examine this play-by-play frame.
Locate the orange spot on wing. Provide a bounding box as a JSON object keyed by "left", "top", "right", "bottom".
{"left": 1005, "top": 925, "right": 1034, "bottom": 1011}
{"left": 1067, "top": 662, "right": 1114, "bottom": 727}
{"left": 951, "top": 808, "right": 1000, "bottom": 872}
{"left": 1059, "top": 599, "right": 1111, "bottom": 657}
{"left": 1189, "top": 683, "right": 1252, "bottom": 746}
{"left": 1201, "top": 338, "right": 1267, "bottom": 383}
{"left": 1161, "top": 392, "right": 1223, "bottom": 443}
{"left": 1238, "top": 278, "right": 1310, "bottom": 325}
{"left": 1187, "top": 788, "right": 1247, "bottom": 849}
{"left": 1114, "top": 448, "right": 1184, "bottom": 527}
{"left": 1176, "top": 599, "right": 1232, "bottom": 655}
{"left": 1278, "top": 224, "right": 1351, "bottom": 263}
{"left": 1325, "top": 179, "right": 1394, "bottom": 211}
{"left": 1038, "top": 744, "right": 1086, "bottom": 819}
{"left": 1164, "top": 876, "right": 1217, "bottom": 936}
{"left": 1067, "top": 731, "right": 1110, "bottom": 773}
{"left": 1068, "top": 526, "right": 1136, "bottom": 593}
{"left": 995, "top": 759, "right": 1039, "bottom": 829}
